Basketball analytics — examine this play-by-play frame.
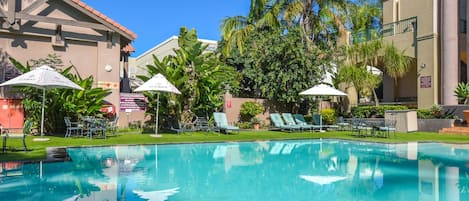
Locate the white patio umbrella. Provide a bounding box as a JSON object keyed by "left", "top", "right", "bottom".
{"left": 299, "top": 84, "right": 347, "bottom": 131}
{"left": 134, "top": 73, "right": 181, "bottom": 137}
{"left": 0, "top": 65, "right": 83, "bottom": 141}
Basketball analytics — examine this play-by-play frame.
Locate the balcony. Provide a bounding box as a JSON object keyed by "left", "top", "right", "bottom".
{"left": 350, "top": 16, "right": 417, "bottom": 44}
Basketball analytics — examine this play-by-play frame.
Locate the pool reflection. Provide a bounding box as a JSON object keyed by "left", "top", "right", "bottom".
{"left": 1, "top": 141, "right": 469, "bottom": 201}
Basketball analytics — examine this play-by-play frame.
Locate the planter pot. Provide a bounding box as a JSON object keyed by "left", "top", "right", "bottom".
{"left": 253, "top": 124, "right": 260, "bottom": 130}
{"left": 464, "top": 110, "right": 469, "bottom": 123}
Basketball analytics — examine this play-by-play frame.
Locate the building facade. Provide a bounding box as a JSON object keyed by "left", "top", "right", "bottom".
{"left": 380, "top": 0, "right": 468, "bottom": 108}
{"left": 129, "top": 36, "right": 217, "bottom": 85}
{"left": 0, "top": 0, "right": 136, "bottom": 128}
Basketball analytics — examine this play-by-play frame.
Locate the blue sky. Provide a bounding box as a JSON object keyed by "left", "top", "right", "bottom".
{"left": 82, "top": 0, "right": 250, "bottom": 56}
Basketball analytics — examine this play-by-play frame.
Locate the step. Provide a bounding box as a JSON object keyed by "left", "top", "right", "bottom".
{"left": 439, "top": 126, "right": 469, "bottom": 135}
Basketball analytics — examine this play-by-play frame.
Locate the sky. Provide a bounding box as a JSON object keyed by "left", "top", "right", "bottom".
{"left": 82, "top": 0, "right": 251, "bottom": 56}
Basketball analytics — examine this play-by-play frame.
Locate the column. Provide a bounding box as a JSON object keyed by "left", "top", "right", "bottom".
{"left": 442, "top": 0, "right": 459, "bottom": 105}
{"left": 466, "top": 0, "right": 469, "bottom": 80}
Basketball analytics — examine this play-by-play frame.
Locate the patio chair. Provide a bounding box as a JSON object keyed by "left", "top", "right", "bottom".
{"left": 64, "top": 117, "right": 83, "bottom": 137}
{"left": 292, "top": 114, "right": 321, "bottom": 131}
{"left": 350, "top": 118, "right": 372, "bottom": 137}
{"left": 195, "top": 116, "right": 212, "bottom": 132}
{"left": 270, "top": 113, "right": 301, "bottom": 132}
{"left": 282, "top": 113, "right": 317, "bottom": 132}
{"left": 170, "top": 120, "right": 195, "bottom": 135}
{"left": 337, "top": 116, "right": 350, "bottom": 131}
{"left": 2, "top": 120, "right": 32, "bottom": 152}
{"left": 213, "top": 112, "right": 240, "bottom": 134}
{"left": 378, "top": 119, "right": 397, "bottom": 138}
{"left": 107, "top": 115, "right": 119, "bottom": 137}
{"left": 88, "top": 118, "right": 107, "bottom": 139}
{"left": 312, "top": 114, "right": 339, "bottom": 130}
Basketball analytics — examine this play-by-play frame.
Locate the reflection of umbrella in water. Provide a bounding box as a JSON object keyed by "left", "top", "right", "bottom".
{"left": 135, "top": 73, "right": 181, "bottom": 137}
{"left": 133, "top": 187, "right": 180, "bottom": 201}
{"left": 0, "top": 65, "right": 83, "bottom": 140}
{"left": 299, "top": 175, "right": 347, "bottom": 185}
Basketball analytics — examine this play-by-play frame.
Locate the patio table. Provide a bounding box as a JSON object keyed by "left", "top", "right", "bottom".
{"left": 363, "top": 119, "right": 385, "bottom": 137}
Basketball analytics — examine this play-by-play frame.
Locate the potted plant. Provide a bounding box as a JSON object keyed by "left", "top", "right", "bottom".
{"left": 454, "top": 82, "right": 469, "bottom": 122}
{"left": 240, "top": 101, "right": 264, "bottom": 129}
{"left": 251, "top": 117, "right": 261, "bottom": 130}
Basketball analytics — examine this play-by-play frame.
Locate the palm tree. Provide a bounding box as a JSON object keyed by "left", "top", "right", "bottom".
{"left": 220, "top": 0, "right": 282, "bottom": 55}
{"left": 338, "top": 39, "right": 411, "bottom": 105}
{"left": 220, "top": 0, "right": 359, "bottom": 56}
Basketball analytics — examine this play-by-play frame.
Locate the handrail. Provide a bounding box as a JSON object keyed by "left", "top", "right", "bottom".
{"left": 350, "top": 16, "right": 417, "bottom": 44}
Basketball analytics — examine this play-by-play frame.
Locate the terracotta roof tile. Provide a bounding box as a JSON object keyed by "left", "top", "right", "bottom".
{"left": 70, "top": 0, "right": 137, "bottom": 40}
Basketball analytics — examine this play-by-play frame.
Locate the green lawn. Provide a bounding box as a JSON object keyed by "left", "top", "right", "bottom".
{"left": 2, "top": 130, "right": 469, "bottom": 161}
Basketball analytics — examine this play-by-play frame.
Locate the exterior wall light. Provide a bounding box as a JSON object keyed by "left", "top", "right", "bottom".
{"left": 104, "top": 65, "right": 113, "bottom": 72}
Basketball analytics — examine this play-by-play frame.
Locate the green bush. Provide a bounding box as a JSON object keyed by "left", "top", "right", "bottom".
{"left": 351, "top": 105, "right": 408, "bottom": 118}
{"left": 240, "top": 101, "right": 264, "bottom": 121}
{"left": 236, "top": 122, "right": 252, "bottom": 129}
{"left": 417, "top": 105, "right": 457, "bottom": 119}
{"left": 321, "top": 108, "right": 336, "bottom": 125}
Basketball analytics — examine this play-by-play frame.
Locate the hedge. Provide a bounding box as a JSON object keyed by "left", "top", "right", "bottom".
{"left": 351, "top": 105, "right": 408, "bottom": 118}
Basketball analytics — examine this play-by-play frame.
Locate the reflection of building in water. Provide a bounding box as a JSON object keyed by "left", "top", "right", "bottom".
{"left": 418, "top": 160, "right": 461, "bottom": 201}
{"left": 213, "top": 143, "right": 264, "bottom": 172}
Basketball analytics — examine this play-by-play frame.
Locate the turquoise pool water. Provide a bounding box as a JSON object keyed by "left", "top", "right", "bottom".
{"left": 1, "top": 140, "right": 469, "bottom": 200}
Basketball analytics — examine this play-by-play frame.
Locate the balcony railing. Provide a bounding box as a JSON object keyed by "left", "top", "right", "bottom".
{"left": 350, "top": 16, "right": 417, "bottom": 44}
{"left": 461, "top": 19, "right": 467, "bottom": 34}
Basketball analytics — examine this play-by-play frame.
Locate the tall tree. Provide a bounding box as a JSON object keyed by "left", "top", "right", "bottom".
{"left": 242, "top": 28, "right": 326, "bottom": 111}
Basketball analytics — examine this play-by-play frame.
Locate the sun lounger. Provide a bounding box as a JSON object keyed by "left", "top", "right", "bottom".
{"left": 213, "top": 112, "right": 240, "bottom": 134}
{"left": 270, "top": 113, "right": 301, "bottom": 132}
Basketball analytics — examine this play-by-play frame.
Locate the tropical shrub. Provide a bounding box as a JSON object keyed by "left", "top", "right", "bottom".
{"left": 455, "top": 82, "right": 469, "bottom": 104}
{"left": 137, "top": 27, "right": 239, "bottom": 128}
{"left": 240, "top": 101, "right": 264, "bottom": 122}
{"left": 351, "top": 105, "right": 408, "bottom": 118}
{"left": 10, "top": 57, "right": 110, "bottom": 134}
{"left": 321, "top": 108, "right": 337, "bottom": 125}
{"left": 417, "top": 105, "right": 457, "bottom": 119}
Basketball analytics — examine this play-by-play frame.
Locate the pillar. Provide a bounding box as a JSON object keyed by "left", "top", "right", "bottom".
{"left": 442, "top": 0, "right": 459, "bottom": 105}
{"left": 466, "top": 0, "right": 469, "bottom": 80}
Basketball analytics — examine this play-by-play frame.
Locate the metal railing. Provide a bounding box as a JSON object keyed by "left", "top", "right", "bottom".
{"left": 461, "top": 19, "right": 467, "bottom": 34}
{"left": 350, "top": 16, "right": 417, "bottom": 44}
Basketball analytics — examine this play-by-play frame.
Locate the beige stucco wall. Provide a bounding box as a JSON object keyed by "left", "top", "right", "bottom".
{"left": 0, "top": 0, "right": 126, "bottom": 122}
{"left": 383, "top": 0, "right": 439, "bottom": 108}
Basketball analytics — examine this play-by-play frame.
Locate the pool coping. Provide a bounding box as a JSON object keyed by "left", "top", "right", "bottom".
{"left": 34, "top": 138, "right": 469, "bottom": 164}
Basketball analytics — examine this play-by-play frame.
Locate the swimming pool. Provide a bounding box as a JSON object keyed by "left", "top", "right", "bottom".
{"left": 0, "top": 139, "right": 469, "bottom": 201}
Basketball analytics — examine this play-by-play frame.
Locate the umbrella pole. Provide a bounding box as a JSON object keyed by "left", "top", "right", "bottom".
{"left": 155, "top": 93, "right": 159, "bottom": 136}
{"left": 41, "top": 88, "right": 45, "bottom": 137}
{"left": 319, "top": 97, "right": 323, "bottom": 132}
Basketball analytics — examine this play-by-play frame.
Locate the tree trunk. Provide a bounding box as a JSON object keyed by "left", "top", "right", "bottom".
{"left": 301, "top": 0, "right": 313, "bottom": 49}
{"left": 373, "top": 88, "right": 379, "bottom": 106}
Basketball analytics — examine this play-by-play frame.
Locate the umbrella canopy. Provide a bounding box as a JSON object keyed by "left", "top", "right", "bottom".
{"left": 0, "top": 65, "right": 83, "bottom": 139}
{"left": 299, "top": 84, "right": 347, "bottom": 96}
{"left": 134, "top": 73, "right": 181, "bottom": 137}
{"left": 299, "top": 84, "right": 347, "bottom": 132}
{"left": 0, "top": 65, "right": 83, "bottom": 90}
{"left": 134, "top": 74, "right": 181, "bottom": 94}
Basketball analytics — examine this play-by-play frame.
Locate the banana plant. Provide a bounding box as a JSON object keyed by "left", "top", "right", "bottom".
{"left": 9, "top": 57, "right": 111, "bottom": 134}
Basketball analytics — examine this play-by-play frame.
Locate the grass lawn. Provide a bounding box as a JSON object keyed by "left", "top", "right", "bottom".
{"left": 2, "top": 130, "right": 469, "bottom": 161}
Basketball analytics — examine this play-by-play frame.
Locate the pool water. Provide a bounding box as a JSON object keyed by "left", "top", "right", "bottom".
{"left": 1, "top": 140, "right": 469, "bottom": 201}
